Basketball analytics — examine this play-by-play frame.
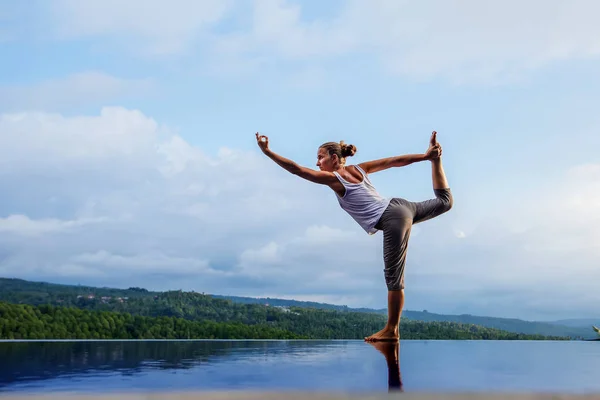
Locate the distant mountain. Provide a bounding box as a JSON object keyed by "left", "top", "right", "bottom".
{"left": 211, "top": 294, "right": 385, "bottom": 313}
{"left": 399, "top": 310, "right": 594, "bottom": 340}
{"left": 544, "top": 318, "right": 600, "bottom": 328}
{"left": 210, "top": 295, "right": 595, "bottom": 340}
{"left": 0, "top": 277, "right": 594, "bottom": 340}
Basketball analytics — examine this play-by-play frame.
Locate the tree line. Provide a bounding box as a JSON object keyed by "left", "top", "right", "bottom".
{"left": 1, "top": 277, "right": 591, "bottom": 340}
{"left": 0, "top": 278, "right": 574, "bottom": 340}
{"left": 0, "top": 300, "right": 569, "bottom": 341}
{"left": 0, "top": 302, "right": 303, "bottom": 340}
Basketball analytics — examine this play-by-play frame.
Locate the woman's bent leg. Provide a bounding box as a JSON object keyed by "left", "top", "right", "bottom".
{"left": 412, "top": 156, "right": 453, "bottom": 224}
{"left": 412, "top": 188, "right": 453, "bottom": 224}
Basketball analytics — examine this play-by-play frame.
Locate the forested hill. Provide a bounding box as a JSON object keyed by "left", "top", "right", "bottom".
{"left": 212, "top": 296, "right": 594, "bottom": 340}
{"left": 0, "top": 277, "right": 590, "bottom": 340}
{"left": 0, "top": 302, "right": 303, "bottom": 340}
{"left": 0, "top": 277, "right": 160, "bottom": 302}
{"left": 0, "top": 300, "right": 566, "bottom": 341}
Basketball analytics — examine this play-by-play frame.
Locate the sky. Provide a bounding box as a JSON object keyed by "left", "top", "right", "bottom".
{"left": 0, "top": 0, "right": 599, "bottom": 322}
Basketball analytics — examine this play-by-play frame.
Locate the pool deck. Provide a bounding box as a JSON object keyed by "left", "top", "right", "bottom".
{"left": 2, "top": 392, "right": 599, "bottom": 399}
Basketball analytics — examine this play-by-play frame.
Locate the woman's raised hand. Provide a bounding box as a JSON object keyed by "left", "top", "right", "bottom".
{"left": 255, "top": 132, "right": 269, "bottom": 153}
{"left": 425, "top": 143, "right": 442, "bottom": 160}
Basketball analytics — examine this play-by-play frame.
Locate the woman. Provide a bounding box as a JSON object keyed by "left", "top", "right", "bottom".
{"left": 255, "top": 131, "right": 453, "bottom": 342}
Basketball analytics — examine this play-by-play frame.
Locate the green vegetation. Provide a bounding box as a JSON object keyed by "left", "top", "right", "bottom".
{"left": 0, "top": 278, "right": 576, "bottom": 340}
{"left": 214, "top": 295, "right": 593, "bottom": 340}
{"left": 0, "top": 300, "right": 567, "bottom": 341}
{"left": 399, "top": 310, "right": 591, "bottom": 339}
{"left": 0, "top": 302, "right": 303, "bottom": 340}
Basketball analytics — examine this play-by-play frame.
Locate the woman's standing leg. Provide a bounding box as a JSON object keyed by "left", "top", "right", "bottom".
{"left": 365, "top": 132, "right": 453, "bottom": 342}
{"left": 365, "top": 199, "right": 413, "bottom": 342}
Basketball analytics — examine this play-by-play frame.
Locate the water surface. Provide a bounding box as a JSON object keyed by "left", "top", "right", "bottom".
{"left": 0, "top": 340, "right": 598, "bottom": 394}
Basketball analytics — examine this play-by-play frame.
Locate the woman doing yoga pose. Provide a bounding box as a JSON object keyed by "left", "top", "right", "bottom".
{"left": 255, "top": 131, "right": 453, "bottom": 342}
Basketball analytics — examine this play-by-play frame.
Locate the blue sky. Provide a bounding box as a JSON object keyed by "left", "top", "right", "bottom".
{"left": 1, "top": 0, "right": 599, "bottom": 321}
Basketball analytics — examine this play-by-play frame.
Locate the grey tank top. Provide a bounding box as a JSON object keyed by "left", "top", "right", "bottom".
{"left": 332, "top": 165, "right": 391, "bottom": 235}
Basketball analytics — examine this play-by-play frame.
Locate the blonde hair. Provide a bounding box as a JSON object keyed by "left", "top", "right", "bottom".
{"left": 319, "top": 141, "right": 357, "bottom": 164}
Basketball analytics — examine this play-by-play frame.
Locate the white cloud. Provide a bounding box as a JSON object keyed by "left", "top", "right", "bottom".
{"left": 353, "top": 0, "right": 600, "bottom": 83}
{"left": 236, "top": 224, "right": 382, "bottom": 296}
{"left": 240, "top": 242, "right": 281, "bottom": 267}
{"left": 402, "top": 160, "right": 600, "bottom": 318}
{"left": 70, "top": 250, "right": 219, "bottom": 276}
{"left": 301, "top": 225, "right": 357, "bottom": 244}
{"left": 0, "top": 106, "right": 161, "bottom": 166}
{"left": 0, "top": 106, "right": 598, "bottom": 320}
{"left": 0, "top": 215, "right": 106, "bottom": 237}
{"left": 3, "top": 1, "right": 597, "bottom": 84}
{"left": 50, "top": 0, "right": 233, "bottom": 55}
{"left": 0, "top": 106, "right": 348, "bottom": 288}
{"left": 5, "top": 1, "right": 596, "bottom": 84}
{"left": 454, "top": 230, "right": 466, "bottom": 239}
{"left": 519, "top": 164, "right": 600, "bottom": 261}
{"left": 0, "top": 71, "right": 154, "bottom": 112}
{"left": 209, "top": 0, "right": 600, "bottom": 84}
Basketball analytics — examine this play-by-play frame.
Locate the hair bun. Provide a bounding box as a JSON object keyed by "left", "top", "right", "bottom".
{"left": 340, "top": 141, "right": 357, "bottom": 158}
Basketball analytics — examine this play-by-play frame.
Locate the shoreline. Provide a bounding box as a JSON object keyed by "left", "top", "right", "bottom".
{"left": 2, "top": 392, "right": 600, "bottom": 400}
{"left": 0, "top": 338, "right": 588, "bottom": 342}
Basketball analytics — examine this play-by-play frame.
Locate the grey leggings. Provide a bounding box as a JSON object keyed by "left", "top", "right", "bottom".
{"left": 374, "top": 188, "right": 453, "bottom": 291}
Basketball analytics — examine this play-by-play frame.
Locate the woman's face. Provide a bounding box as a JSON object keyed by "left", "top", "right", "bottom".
{"left": 316, "top": 147, "right": 338, "bottom": 171}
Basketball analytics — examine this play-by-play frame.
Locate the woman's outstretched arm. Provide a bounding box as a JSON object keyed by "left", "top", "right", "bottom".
{"left": 360, "top": 131, "right": 442, "bottom": 174}
{"left": 256, "top": 133, "right": 338, "bottom": 185}
{"left": 358, "top": 153, "right": 429, "bottom": 174}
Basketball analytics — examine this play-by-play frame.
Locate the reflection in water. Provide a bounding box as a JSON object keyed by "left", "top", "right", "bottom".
{"left": 0, "top": 340, "right": 376, "bottom": 391}
{"left": 0, "top": 340, "right": 324, "bottom": 388}
{"left": 3, "top": 339, "right": 597, "bottom": 393}
{"left": 0, "top": 340, "right": 233, "bottom": 387}
{"left": 368, "top": 341, "right": 403, "bottom": 392}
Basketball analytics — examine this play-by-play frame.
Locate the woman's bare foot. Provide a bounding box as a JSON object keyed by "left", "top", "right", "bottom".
{"left": 364, "top": 325, "right": 399, "bottom": 342}
{"left": 425, "top": 131, "right": 442, "bottom": 160}
{"left": 430, "top": 130, "right": 438, "bottom": 147}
